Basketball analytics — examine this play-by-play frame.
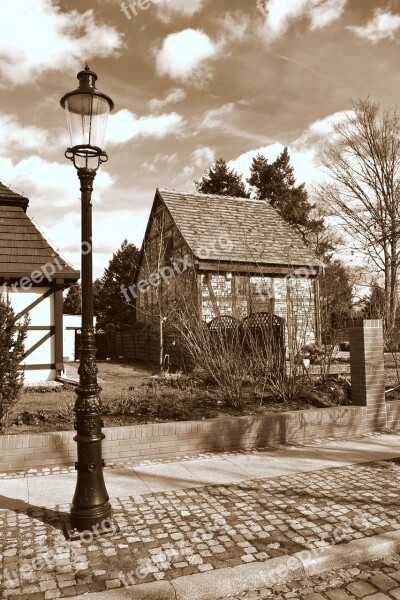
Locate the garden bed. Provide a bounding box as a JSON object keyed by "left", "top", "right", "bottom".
{"left": 3, "top": 360, "right": 357, "bottom": 435}
{"left": 6, "top": 353, "right": 400, "bottom": 436}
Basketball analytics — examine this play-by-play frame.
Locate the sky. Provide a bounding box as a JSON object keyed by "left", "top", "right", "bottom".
{"left": 0, "top": 0, "right": 400, "bottom": 277}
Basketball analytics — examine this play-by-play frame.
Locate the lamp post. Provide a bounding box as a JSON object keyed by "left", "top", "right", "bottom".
{"left": 60, "top": 66, "right": 114, "bottom": 533}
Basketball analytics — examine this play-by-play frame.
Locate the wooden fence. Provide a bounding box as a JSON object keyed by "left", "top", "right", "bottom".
{"left": 76, "top": 323, "right": 187, "bottom": 369}
{"left": 74, "top": 312, "right": 285, "bottom": 372}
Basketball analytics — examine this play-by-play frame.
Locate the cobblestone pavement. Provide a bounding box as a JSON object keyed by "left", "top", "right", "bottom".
{"left": 1, "top": 460, "right": 400, "bottom": 599}
{"left": 221, "top": 554, "right": 400, "bottom": 599}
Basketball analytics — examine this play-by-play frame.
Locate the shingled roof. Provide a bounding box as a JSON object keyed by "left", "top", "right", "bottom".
{"left": 157, "top": 189, "right": 322, "bottom": 269}
{"left": 0, "top": 181, "right": 79, "bottom": 282}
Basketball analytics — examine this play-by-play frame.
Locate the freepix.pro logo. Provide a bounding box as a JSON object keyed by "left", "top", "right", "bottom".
{"left": 121, "top": 0, "right": 170, "bottom": 20}
{"left": 256, "top": 0, "right": 267, "bottom": 18}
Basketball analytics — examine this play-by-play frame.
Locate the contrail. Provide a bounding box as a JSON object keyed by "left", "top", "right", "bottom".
{"left": 270, "top": 50, "right": 353, "bottom": 93}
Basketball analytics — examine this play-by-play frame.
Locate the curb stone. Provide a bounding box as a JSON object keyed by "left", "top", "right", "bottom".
{"left": 74, "top": 580, "right": 176, "bottom": 599}
{"left": 72, "top": 530, "right": 400, "bottom": 600}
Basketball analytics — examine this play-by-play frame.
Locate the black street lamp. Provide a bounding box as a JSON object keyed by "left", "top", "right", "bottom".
{"left": 60, "top": 66, "right": 114, "bottom": 533}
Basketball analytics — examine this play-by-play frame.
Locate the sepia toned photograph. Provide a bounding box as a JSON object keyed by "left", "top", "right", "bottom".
{"left": 1, "top": 1, "right": 400, "bottom": 599}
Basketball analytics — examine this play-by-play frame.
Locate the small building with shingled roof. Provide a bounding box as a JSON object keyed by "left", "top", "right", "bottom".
{"left": 132, "top": 189, "right": 324, "bottom": 363}
{"left": 0, "top": 181, "right": 79, "bottom": 382}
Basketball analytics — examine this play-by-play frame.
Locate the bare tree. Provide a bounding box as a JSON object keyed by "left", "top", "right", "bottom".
{"left": 135, "top": 209, "right": 193, "bottom": 372}
{"left": 318, "top": 98, "right": 400, "bottom": 332}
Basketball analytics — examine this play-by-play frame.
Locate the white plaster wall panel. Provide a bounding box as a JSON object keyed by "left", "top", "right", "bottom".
{"left": 8, "top": 287, "right": 55, "bottom": 383}
{"left": 21, "top": 336, "right": 53, "bottom": 367}
{"left": 23, "top": 369, "right": 54, "bottom": 382}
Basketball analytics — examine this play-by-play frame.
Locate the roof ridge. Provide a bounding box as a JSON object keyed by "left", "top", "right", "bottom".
{"left": 0, "top": 180, "right": 27, "bottom": 198}
{"left": 158, "top": 188, "right": 267, "bottom": 203}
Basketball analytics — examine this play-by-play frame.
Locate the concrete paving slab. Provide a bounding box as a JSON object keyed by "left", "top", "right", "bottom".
{"left": 133, "top": 461, "right": 209, "bottom": 492}
{"left": 99, "top": 468, "right": 152, "bottom": 497}
{"left": 26, "top": 469, "right": 152, "bottom": 507}
{"left": 5, "top": 434, "right": 400, "bottom": 510}
{"left": 181, "top": 457, "right": 251, "bottom": 485}
{"left": 224, "top": 454, "right": 299, "bottom": 478}
{"left": 26, "top": 472, "right": 76, "bottom": 506}
{"left": 0, "top": 477, "right": 29, "bottom": 505}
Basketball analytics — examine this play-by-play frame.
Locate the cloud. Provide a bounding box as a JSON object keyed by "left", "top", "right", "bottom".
{"left": 228, "top": 110, "right": 352, "bottom": 189}
{"left": 107, "top": 110, "right": 184, "bottom": 145}
{"left": 142, "top": 152, "right": 179, "bottom": 173}
{"left": 155, "top": 0, "right": 206, "bottom": 23}
{"left": 198, "top": 103, "right": 264, "bottom": 143}
{"left": 0, "top": 114, "right": 65, "bottom": 155}
{"left": 200, "top": 103, "right": 236, "bottom": 129}
{"left": 0, "top": 0, "right": 123, "bottom": 86}
{"left": 149, "top": 88, "right": 187, "bottom": 111}
{"left": 6, "top": 155, "right": 113, "bottom": 210}
{"left": 348, "top": 9, "right": 400, "bottom": 44}
{"left": 257, "top": 0, "right": 347, "bottom": 41}
{"left": 293, "top": 110, "right": 354, "bottom": 149}
{"left": 45, "top": 211, "right": 148, "bottom": 277}
{"left": 155, "top": 29, "right": 218, "bottom": 80}
{"left": 0, "top": 112, "right": 113, "bottom": 216}
{"left": 1, "top": 152, "right": 115, "bottom": 276}
{"left": 191, "top": 146, "right": 216, "bottom": 168}
{"left": 173, "top": 145, "right": 215, "bottom": 188}
{"left": 217, "top": 11, "right": 251, "bottom": 43}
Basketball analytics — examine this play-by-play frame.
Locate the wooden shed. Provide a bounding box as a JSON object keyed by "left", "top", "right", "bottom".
{"left": 133, "top": 189, "right": 323, "bottom": 362}
{"left": 0, "top": 181, "right": 79, "bottom": 382}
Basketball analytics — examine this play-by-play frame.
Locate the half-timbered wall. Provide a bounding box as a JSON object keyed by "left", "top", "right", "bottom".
{"left": 199, "top": 272, "right": 316, "bottom": 353}
{"left": 136, "top": 205, "right": 196, "bottom": 325}
{"left": 6, "top": 284, "right": 63, "bottom": 382}
{"left": 200, "top": 273, "right": 277, "bottom": 322}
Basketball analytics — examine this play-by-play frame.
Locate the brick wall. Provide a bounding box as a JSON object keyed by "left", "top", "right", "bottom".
{"left": 349, "top": 319, "right": 387, "bottom": 431}
{"left": 2, "top": 403, "right": 400, "bottom": 473}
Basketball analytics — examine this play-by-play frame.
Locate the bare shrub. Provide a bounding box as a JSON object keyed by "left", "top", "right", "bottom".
{"left": 170, "top": 296, "right": 310, "bottom": 408}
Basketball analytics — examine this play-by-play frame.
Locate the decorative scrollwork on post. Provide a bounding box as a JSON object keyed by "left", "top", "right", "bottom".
{"left": 78, "top": 355, "right": 98, "bottom": 380}
{"left": 77, "top": 415, "right": 101, "bottom": 437}
{"left": 75, "top": 396, "right": 102, "bottom": 415}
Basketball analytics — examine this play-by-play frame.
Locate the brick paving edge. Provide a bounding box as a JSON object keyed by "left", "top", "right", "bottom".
{"left": 70, "top": 529, "right": 400, "bottom": 600}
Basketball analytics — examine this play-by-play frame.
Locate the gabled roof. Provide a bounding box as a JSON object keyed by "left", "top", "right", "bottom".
{"left": 0, "top": 181, "right": 79, "bottom": 282}
{"left": 156, "top": 189, "right": 322, "bottom": 269}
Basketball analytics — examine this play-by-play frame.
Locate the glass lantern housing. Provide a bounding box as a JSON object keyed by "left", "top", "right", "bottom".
{"left": 60, "top": 66, "right": 114, "bottom": 169}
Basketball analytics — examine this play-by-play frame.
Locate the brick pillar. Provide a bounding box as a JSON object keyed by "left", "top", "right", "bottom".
{"left": 349, "top": 319, "right": 386, "bottom": 431}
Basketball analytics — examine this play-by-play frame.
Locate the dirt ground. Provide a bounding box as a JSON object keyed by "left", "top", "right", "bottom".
{"left": 15, "top": 361, "right": 156, "bottom": 413}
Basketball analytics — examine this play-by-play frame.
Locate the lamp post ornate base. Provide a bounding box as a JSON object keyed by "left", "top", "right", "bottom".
{"left": 71, "top": 330, "right": 111, "bottom": 533}
{"left": 69, "top": 167, "right": 111, "bottom": 533}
